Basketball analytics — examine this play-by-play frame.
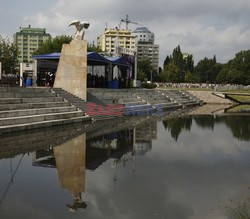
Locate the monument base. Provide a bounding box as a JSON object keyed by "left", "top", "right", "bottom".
{"left": 54, "top": 40, "right": 87, "bottom": 100}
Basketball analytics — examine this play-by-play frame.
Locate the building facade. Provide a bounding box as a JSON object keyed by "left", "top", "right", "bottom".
{"left": 134, "top": 27, "right": 159, "bottom": 73}
{"left": 14, "top": 25, "right": 50, "bottom": 63}
{"left": 97, "top": 28, "right": 136, "bottom": 56}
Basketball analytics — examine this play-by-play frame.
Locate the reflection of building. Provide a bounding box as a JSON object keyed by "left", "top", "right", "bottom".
{"left": 31, "top": 120, "right": 158, "bottom": 203}
{"left": 133, "top": 27, "right": 159, "bottom": 73}
{"left": 97, "top": 28, "right": 136, "bottom": 56}
{"left": 134, "top": 121, "right": 157, "bottom": 155}
{"left": 14, "top": 25, "right": 51, "bottom": 63}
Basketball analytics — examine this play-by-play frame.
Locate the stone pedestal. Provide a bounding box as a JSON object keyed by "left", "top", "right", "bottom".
{"left": 54, "top": 40, "right": 87, "bottom": 100}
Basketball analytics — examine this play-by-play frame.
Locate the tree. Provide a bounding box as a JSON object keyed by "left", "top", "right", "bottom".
{"left": 184, "top": 54, "right": 194, "bottom": 73}
{"left": 161, "top": 61, "right": 180, "bottom": 82}
{"left": 172, "top": 45, "right": 185, "bottom": 81}
{"left": 33, "top": 35, "right": 72, "bottom": 55}
{"left": 163, "top": 46, "right": 194, "bottom": 83}
{"left": 184, "top": 71, "right": 193, "bottom": 83}
{"left": 0, "top": 36, "right": 19, "bottom": 73}
{"left": 163, "top": 55, "right": 170, "bottom": 67}
{"left": 194, "top": 56, "right": 221, "bottom": 83}
{"left": 226, "top": 50, "right": 250, "bottom": 85}
{"left": 137, "top": 70, "right": 145, "bottom": 81}
{"left": 87, "top": 42, "right": 101, "bottom": 52}
{"left": 137, "top": 59, "right": 154, "bottom": 80}
{"left": 216, "top": 65, "right": 228, "bottom": 83}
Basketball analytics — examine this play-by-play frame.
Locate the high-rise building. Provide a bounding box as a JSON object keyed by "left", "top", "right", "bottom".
{"left": 14, "top": 25, "right": 51, "bottom": 63}
{"left": 97, "top": 28, "right": 136, "bottom": 56}
{"left": 134, "top": 27, "right": 159, "bottom": 73}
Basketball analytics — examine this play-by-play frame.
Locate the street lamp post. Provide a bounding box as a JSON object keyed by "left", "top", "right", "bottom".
{"left": 134, "top": 51, "right": 137, "bottom": 87}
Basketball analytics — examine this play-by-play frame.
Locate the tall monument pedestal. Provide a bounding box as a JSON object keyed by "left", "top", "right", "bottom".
{"left": 54, "top": 40, "right": 87, "bottom": 100}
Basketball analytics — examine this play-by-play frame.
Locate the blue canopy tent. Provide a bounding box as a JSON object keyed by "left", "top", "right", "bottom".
{"left": 33, "top": 52, "right": 133, "bottom": 88}
{"left": 33, "top": 52, "right": 110, "bottom": 65}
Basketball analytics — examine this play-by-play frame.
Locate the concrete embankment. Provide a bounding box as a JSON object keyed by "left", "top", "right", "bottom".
{"left": 188, "top": 91, "right": 234, "bottom": 105}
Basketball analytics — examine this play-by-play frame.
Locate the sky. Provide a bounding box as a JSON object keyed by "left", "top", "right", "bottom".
{"left": 1, "top": 0, "right": 250, "bottom": 66}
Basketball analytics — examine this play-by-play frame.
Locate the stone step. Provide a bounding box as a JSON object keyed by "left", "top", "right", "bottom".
{"left": 0, "top": 111, "right": 85, "bottom": 126}
{"left": 0, "top": 87, "right": 51, "bottom": 93}
{"left": 0, "top": 101, "right": 70, "bottom": 111}
{"left": 0, "top": 97, "right": 64, "bottom": 104}
{"left": 0, "top": 92, "right": 56, "bottom": 98}
{"left": 0, "top": 115, "right": 92, "bottom": 134}
{"left": 0, "top": 106, "right": 77, "bottom": 118}
{"left": 0, "top": 122, "right": 86, "bottom": 149}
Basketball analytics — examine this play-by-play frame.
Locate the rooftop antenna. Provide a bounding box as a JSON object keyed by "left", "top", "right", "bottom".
{"left": 120, "top": 14, "right": 142, "bottom": 30}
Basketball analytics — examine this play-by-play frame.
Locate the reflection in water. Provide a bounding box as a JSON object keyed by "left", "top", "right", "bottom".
{"left": 162, "top": 117, "right": 192, "bottom": 141}
{"left": 163, "top": 115, "right": 250, "bottom": 141}
{"left": 1, "top": 111, "right": 250, "bottom": 218}
{"left": 31, "top": 121, "right": 158, "bottom": 210}
{"left": 53, "top": 134, "right": 87, "bottom": 212}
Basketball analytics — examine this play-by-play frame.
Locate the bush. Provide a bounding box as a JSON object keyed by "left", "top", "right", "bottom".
{"left": 141, "top": 82, "right": 157, "bottom": 89}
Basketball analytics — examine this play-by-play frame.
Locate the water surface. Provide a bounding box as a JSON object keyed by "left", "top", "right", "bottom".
{"left": 0, "top": 114, "right": 250, "bottom": 219}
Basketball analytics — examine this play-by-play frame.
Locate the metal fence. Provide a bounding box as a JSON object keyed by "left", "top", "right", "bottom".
{"left": 0, "top": 74, "right": 20, "bottom": 87}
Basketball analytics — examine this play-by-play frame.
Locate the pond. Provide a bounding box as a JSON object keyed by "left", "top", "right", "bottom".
{"left": 0, "top": 110, "right": 250, "bottom": 219}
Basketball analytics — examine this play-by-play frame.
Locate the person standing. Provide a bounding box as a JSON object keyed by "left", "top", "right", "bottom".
{"left": 45, "top": 72, "right": 50, "bottom": 87}
{"left": 22, "top": 72, "right": 27, "bottom": 87}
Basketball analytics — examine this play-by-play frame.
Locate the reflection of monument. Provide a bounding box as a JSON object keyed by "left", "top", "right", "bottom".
{"left": 53, "top": 133, "right": 87, "bottom": 212}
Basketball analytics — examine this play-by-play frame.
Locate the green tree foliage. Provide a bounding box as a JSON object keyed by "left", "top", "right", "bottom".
{"left": 225, "top": 50, "right": 250, "bottom": 85}
{"left": 33, "top": 35, "right": 72, "bottom": 55}
{"left": 0, "top": 36, "right": 19, "bottom": 73}
{"left": 137, "top": 70, "right": 145, "bottom": 81}
{"left": 137, "top": 59, "right": 154, "bottom": 81}
{"left": 163, "top": 46, "right": 250, "bottom": 85}
{"left": 87, "top": 42, "right": 101, "bottom": 52}
{"left": 194, "top": 57, "right": 222, "bottom": 83}
{"left": 163, "top": 55, "right": 170, "bottom": 67}
{"left": 162, "top": 61, "right": 180, "bottom": 82}
{"left": 163, "top": 45, "right": 194, "bottom": 83}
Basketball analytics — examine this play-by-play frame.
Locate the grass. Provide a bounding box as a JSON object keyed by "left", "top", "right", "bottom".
{"left": 223, "top": 89, "right": 250, "bottom": 94}
{"left": 226, "top": 104, "right": 250, "bottom": 112}
{"left": 227, "top": 95, "right": 250, "bottom": 103}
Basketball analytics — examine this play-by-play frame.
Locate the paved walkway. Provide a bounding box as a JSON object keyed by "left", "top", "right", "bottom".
{"left": 189, "top": 91, "right": 234, "bottom": 104}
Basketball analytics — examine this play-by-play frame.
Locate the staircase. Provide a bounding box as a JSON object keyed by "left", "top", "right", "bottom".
{"left": 0, "top": 87, "right": 91, "bottom": 134}
{"left": 160, "top": 90, "right": 203, "bottom": 106}
{"left": 51, "top": 88, "right": 203, "bottom": 121}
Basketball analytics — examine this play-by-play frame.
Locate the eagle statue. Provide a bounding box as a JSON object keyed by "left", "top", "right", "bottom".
{"left": 69, "top": 20, "right": 90, "bottom": 40}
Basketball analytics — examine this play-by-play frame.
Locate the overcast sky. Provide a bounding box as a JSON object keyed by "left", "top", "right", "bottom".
{"left": 1, "top": 0, "right": 250, "bottom": 65}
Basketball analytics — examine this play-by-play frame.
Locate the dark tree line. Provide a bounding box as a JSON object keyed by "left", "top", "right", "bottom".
{"left": 161, "top": 45, "right": 250, "bottom": 85}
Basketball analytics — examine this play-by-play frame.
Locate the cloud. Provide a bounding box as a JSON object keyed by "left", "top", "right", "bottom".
{"left": 2, "top": 0, "right": 250, "bottom": 65}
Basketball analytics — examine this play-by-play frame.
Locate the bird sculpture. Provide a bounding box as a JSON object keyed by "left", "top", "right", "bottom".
{"left": 69, "top": 20, "right": 90, "bottom": 40}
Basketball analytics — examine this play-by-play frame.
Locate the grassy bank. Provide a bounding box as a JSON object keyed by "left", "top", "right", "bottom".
{"left": 227, "top": 95, "right": 250, "bottom": 103}
{"left": 226, "top": 104, "right": 250, "bottom": 112}
{"left": 223, "top": 89, "right": 250, "bottom": 93}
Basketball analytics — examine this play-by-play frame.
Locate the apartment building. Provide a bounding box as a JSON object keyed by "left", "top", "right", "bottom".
{"left": 97, "top": 28, "right": 136, "bottom": 56}
{"left": 14, "top": 25, "right": 51, "bottom": 63}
